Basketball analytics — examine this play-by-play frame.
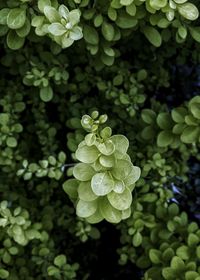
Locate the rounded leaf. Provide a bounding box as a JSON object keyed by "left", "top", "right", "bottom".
{"left": 99, "top": 197, "right": 122, "bottom": 223}
{"left": 7, "top": 8, "right": 26, "bottom": 30}
{"left": 178, "top": 3, "right": 199, "bottom": 21}
{"left": 76, "top": 144, "right": 99, "bottom": 163}
{"left": 76, "top": 199, "right": 98, "bottom": 218}
{"left": 143, "top": 26, "right": 162, "bottom": 47}
{"left": 73, "top": 163, "right": 95, "bottom": 181}
{"left": 78, "top": 181, "right": 97, "bottom": 201}
{"left": 91, "top": 172, "right": 114, "bottom": 196}
{"left": 107, "top": 188, "right": 132, "bottom": 210}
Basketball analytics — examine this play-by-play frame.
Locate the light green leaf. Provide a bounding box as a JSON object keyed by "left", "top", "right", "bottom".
{"left": 86, "top": 210, "right": 104, "bottom": 224}
{"left": 187, "top": 233, "right": 199, "bottom": 247}
{"left": 112, "top": 159, "right": 133, "bottom": 180}
{"left": 141, "top": 109, "right": 156, "bottom": 124}
{"left": 62, "top": 35, "right": 74, "bottom": 48}
{"left": 76, "top": 199, "right": 98, "bottom": 218}
{"left": 59, "top": 5, "right": 69, "bottom": 20}
{"left": 91, "top": 172, "right": 114, "bottom": 196}
{"left": 178, "top": 3, "right": 199, "bottom": 21}
{"left": 69, "top": 9, "right": 81, "bottom": 26}
{"left": 76, "top": 144, "right": 99, "bottom": 163}
{"left": 38, "top": 0, "right": 51, "bottom": 13}
{"left": 6, "top": 137, "right": 17, "bottom": 147}
{"left": 48, "top": 23, "right": 66, "bottom": 36}
{"left": 69, "top": 26, "right": 83, "bottom": 40}
{"left": 107, "top": 188, "right": 132, "bottom": 210}
{"left": 99, "top": 155, "right": 115, "bottom": 168}
{"left": 40, "top": 86, "right": 53, "bottom": 102}
{"left": 54, "top": 255, "right": 66, "bottom": 268}
{"left": 110, "top": 135, "right": 129, "bottom": 157}
{"left": 73, "top": 163, "right": 95, "bottom": 181}
{"left": 120, "top": 0, "right": 133, "bottom": 5}
{"left": 143, "top": 26, "right": 162, "bottom": 47}
{"left": 162, "top": 268, "right": 175, "bottom": 279}
{"left": 150, "top": 0, "right": 167, "bottom": 9}
{"left": 171, "top": 107, "right": 187, "bottom": 123}
{"left": 44, "top": 6, "right": 60, "bottom": 23}
{"left": 7, "top": 8, "right": 26, "bottom": 30}
{"left": 78, "top": 181, "right": 97, "bottom": 201}
{"left": 124, "top": 166, "right": 141, "bottom": 186}
{"left": 97, "top": 140, "right": 115, "bottom": 156}
{"left": 185, "top": 271, "right": 199, "bottom": 280}
{"left": 113, "top": 180, "right": 125, "bottom": 193}
{"left": 100, "top": 197, "right": 122, "bottom": 223}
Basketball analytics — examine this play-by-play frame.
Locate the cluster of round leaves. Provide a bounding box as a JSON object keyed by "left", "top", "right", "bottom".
{"left": 32, "top": 0, "right": 83, "bottom": 48}
{"left": 63, "top": 112, "right": 141, "bottom": 224}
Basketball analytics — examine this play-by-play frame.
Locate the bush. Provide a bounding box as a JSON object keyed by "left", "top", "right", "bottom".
{"left": 0, "top": 0, "right": 200, "bottom": 279}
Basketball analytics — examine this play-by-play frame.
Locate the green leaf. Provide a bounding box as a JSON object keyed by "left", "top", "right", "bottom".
{"left": 44, "top": 6, "right": 60, "bottom": 23}
{"left": 86, "top": 210, "right": 104, "bottom": 224}
{"left": 126, "top": 3, "right": 136, "bottom": 16}
{"left": 16, "top": 19, "right": 31, "bottom": 38}
{"left": 0, "top": 269, "right": 9, "bottom": 279}
{"left": 112, "top": 159, "right": 133, "bottom": 181}
{"left": 190, "top": 103, "right": 200, "bottom": 119}
{"left": 181, "top": 126, "right": 199, "bottom": 143}
{"left": 38, "top": 0, "right": 51, "bottom": 13}
{"left": 7, "top": 8, "right": 26, "bottom": 30}
{"left": 40, "top": 86, "right": 53, "bottom": 102}
{"left": 149, "top": 249, "right": 162, "bottom": 264}
{"left": 141, "top": 109, "right": 156, "bottom": 124}
{"left": 83, "top": 25, "right": 99, "bottom": 45}
{"left": 124, "top": 166, "right": 141, "bottom": 186}
{"left": 113, "top": 180, "right": 125, "bottom": 193}
{"left": 133, "top": 231, "right": 142, "bottom": 247}
{"left": 162, "top": 248, "right": 175, "bottom": 262}
{"left": 116, "top": 11, "right": 137, "bottom": 28}
{"left": 99, "top": 155, "right": 115, "bottom": 168}
{"left": 110, "top": 135, "right": 129, "bottom": 157}
{"left": 171, "top": 107, "right": 187, "bottom": 123}
{"left": 101, "top": 22, "right": 115, "bottom": 41}
{"left": 120, "top": 0, "right": 133, "bottom": 5}
{"left": 91, "top": 172, "right": 114, "bottom": 196}
{"left": 76, "top": 144, "right": 99, "bottom": 163}
{"left": 185, "top": 271, "right": 199, "bottom": 280}
{"left": 107, "top": 188, "right": 132, "bottom": 210}
{"left": 7, "top": 30, "right": 25, "bottom": 50}
{"left": 76, "top": 199, "right": 98, "bottom": 218}
{"left": 63, "top": 179, "right": 79, "bottom": 199}
{"left": 188, "top": 233, "right": 199, "bottom": 247}
{"left": 190, "top": 27, "right": 200, "bottom": 43}
{"left": 157, "top": 131, "right": 173, "bottom": 147}
{"left": 162, "top": 268, "right": 175, "bottom": 280}
{"left": 176, "top": 246, "right": 190, "bottom": 260}
{"left": 48, "top": 23, "right": 66, "bottom": 36}
{"left": 6, "top": 137, "right": 17, "bottom": 147}
{"left": 100, "top": 197, "right": 122, "bottom": 223}
{"left": 0, "top": 8, "right": 10, "bottom": 25}
{"left": 141, "top": 193, "right": 157, "bottom": 202}
{"left": 97, "top": 140, "right": 115, "bottom": 156}
{"left": 54, "top": 255, "right": 66, "bottom": 268}
{"left": 85, "top": 133, "right": 96, "bottom": 146}
{"left": 69, "top": 9, "right": 81, "bottom": 26}
{"left": 157, "top": 112, "right": 172, "bottom": 129}
{"left": 178, "top": 3, "right": 199, "bottom": 21}
{"left": 171, "top": 256, "right": 185, "bottom": 270}
{"left": 143, "top": 26, "right": 162, "bottom": 47}
{"left": 73, "top": 163, "right": 95, "bottom": 181}
{"left": 78, "top": 181, "right": 97, "bottom": 201}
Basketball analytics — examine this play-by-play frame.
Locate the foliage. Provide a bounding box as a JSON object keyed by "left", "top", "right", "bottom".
{"left": 0, "top": 0, "right": 200, "bottom": 279}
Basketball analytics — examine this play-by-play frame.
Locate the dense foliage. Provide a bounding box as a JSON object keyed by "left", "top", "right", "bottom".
{"left": 0, "top": 0, "right": 200, "bottom": 279}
